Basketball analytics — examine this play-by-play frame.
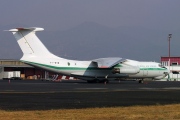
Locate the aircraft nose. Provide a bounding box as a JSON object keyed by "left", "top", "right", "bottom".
{"left": 164, "top": 72, "right": 169, "bottom": 76}
{"left": 164, "top": 67, "right": 170, "bottom": 76}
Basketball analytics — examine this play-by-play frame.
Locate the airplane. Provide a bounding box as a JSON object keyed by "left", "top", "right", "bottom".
{"left": 7, "top": 27, "right": 169, "bottom": 83}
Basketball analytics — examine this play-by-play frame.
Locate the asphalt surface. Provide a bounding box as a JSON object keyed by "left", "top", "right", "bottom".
{"left": 0, "top": 79, "right": 180, "bottom": 110}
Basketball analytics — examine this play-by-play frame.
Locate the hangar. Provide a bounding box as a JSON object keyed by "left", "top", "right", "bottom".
{"left": 0, "top": 59, "right": 51, "bottom": 80}
{"left": 0, "top": 59, "right": 76, "bottom": 80}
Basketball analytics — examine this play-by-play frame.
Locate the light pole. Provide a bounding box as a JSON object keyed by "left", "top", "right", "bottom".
{"left": 168, "top": 34, "right": 172, "bottom": 58}
{"left": 168, "top": 34, "right": 172, "bottom": 81}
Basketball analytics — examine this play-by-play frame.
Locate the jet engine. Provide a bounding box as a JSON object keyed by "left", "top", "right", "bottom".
{"left": 112, "top": 66, "right": 140, "bottom": 74}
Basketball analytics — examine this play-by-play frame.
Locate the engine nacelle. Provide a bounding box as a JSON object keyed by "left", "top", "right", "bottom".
{"left": 112, "top": 66, "right": 140, "bottom": 74}
{"left": 154, "top": 75, "right": 166, "bottom": 80}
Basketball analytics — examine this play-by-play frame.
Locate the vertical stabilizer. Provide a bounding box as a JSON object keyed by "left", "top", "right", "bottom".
{"left": 8, "top": 27, "right": 57, "bottom": 58}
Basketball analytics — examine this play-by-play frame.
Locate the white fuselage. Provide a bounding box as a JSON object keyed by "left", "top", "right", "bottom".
{"left": 21, "top": 55, "right": 169, "bottom": 81}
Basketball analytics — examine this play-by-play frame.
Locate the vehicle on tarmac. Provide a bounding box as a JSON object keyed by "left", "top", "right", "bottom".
{"left": 10, "top": 77, "right": 22, "bottom": 80}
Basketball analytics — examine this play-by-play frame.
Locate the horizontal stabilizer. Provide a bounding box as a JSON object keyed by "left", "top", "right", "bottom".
{"left": 8, "top": 27, "right": 44, "bottom": 32}
{"left": 92, "top": 57, "right": 126, "bottom": 68}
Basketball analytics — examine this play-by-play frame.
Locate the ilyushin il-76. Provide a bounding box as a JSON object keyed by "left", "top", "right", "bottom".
{"left": 7, "top": 27, "right": 169, "bottom": 83}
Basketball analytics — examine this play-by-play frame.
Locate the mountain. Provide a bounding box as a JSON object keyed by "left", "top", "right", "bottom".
{"left": 0, "top": 22, "right": 179, "bottom": 61}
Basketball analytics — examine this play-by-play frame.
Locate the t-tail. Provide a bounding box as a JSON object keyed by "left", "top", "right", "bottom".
{"left": 8, "top": 27, "right": 60, "bottom": 60}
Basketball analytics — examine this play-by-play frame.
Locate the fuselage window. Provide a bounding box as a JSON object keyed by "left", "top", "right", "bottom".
{"left": 68, "top": 62, "right": 70, "bottom": 66}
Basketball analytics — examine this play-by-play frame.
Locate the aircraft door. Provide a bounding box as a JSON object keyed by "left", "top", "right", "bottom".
{"left": 143, "top": 68, "right": 148, "bottom": 76}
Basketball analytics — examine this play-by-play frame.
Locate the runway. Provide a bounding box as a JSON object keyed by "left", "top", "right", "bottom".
{"left": 0, "top": 80, "right": 180, "bottom": 110}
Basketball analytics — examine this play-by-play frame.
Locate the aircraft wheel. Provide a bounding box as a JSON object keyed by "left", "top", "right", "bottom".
{"left": 104, "top": 80, "right": 109, "bottom": 83}
{"left": 87, "top": 79, "right": 99, "bottom": 83}
{"left": 87, "top": 80, "right": 95, "bottom": 83}
{"left": 96, "top": 79, "right": 100, "bottom": 83}
{"left": 139, "top": 80, "right": 144, "bottom": 84}
{"left": 87, "top": 80, "right": 91, "bottom": 83}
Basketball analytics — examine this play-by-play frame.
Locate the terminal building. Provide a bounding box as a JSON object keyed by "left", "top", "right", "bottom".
{"left": 161, "top": 57, "right": 180, "bottom": 81}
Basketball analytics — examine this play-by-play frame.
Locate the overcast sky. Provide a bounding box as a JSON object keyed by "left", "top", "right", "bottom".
{"left": 1, "top": 0, "right": 180, "bottom": 61}
{"left": 1, "top": 0, "right": 180, "bottom": 31}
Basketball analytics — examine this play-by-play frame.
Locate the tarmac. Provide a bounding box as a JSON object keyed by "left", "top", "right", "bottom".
{"left": 0, "top": 79, "right": 180, "bottom": 110}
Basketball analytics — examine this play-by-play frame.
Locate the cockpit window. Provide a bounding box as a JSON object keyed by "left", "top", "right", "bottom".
{"left": 158, "top": 64, "right": 162, "bottom": 67}
{"left": 158, "top": 64, "right": 167, "bottom": 69}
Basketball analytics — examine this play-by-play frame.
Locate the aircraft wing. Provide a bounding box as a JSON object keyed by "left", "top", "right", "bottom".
{"left": 92, "top": 57, "right": 126, "bottom": 68}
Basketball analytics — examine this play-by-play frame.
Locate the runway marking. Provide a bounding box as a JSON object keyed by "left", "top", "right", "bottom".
{"left": 76, "top": 88, "right": 108, "bottom": 90}
{"left": 162, "top": 87, "right": 180, "bottom": 90}
{"left": 139, "top": 87, "right": 180, "bottom": 90}
{"left": 1, "top": 89, "right": 180, "bottom": 94}
{"left": 0, "top": 91, "right": 57, "bottom": 94}
{"left": 139, "top": 88, "right": 158, "bottom": 90}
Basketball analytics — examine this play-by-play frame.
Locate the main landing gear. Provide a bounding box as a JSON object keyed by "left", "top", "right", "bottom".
{"left": 87, "top": 79, "right": 109, "bottom": 84}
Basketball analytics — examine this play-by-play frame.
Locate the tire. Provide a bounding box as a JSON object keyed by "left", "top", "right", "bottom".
{"left": 139, "top": 80, "right": 144, "bottom": 84}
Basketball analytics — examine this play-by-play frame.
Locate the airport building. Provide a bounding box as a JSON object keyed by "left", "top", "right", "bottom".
{"left": 0, "top": 59, "right": 76, "bottom": 80}
{"left": 161, "top": 57, "right": 180, "bottom": 81}
{"left": 0, "top": 59, "right": 53, "bottom": 80}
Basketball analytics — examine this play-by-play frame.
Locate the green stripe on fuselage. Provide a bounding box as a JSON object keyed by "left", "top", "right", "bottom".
{"left": 21, "top": 60, "right": 166, "bottom": 71}
{"left": 21, "top": 60, "right": 111, "bottom": 71}
{"left": 140, "top": 68, "right": 166, "bottom": 70}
